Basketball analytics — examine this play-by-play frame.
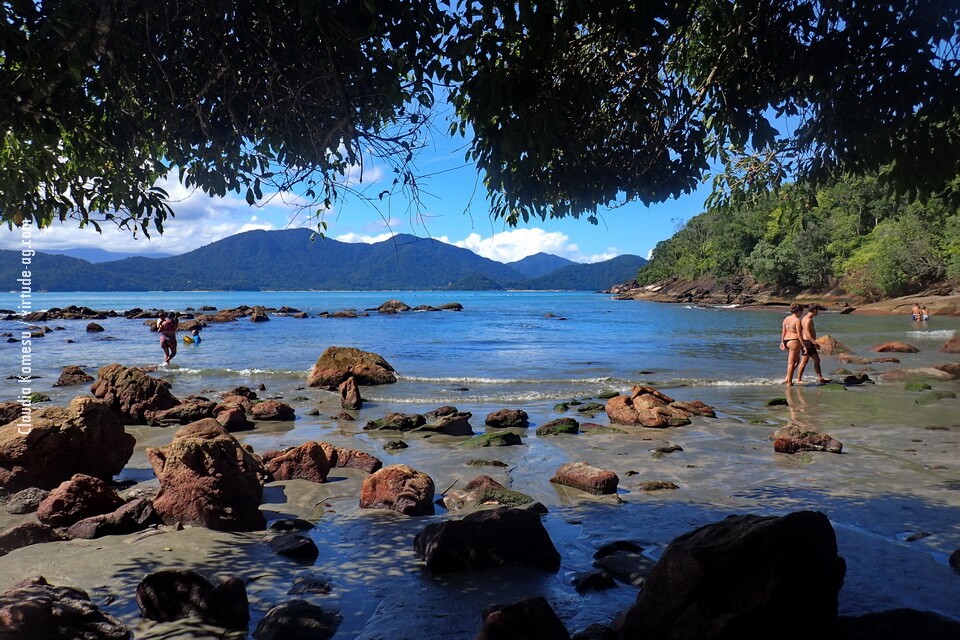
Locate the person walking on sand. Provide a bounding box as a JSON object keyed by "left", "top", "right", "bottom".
{"left": 780, "top": 303, "right": 805, "bottom": 386}
{"left": 157, "top": 312, "right": 179, "bottom": 363}
{"left": 797, "top": 304, "right": 829, "bottom": 384}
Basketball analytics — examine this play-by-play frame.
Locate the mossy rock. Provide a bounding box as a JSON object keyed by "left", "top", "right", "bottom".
{"left": 582, "top": 425, "right": 625, "bottom": 434}
{"left": 832, "top": 368, "right": 852, "bottom": 376}
{"left": 383, "top": 440, "right": 408, "bottom": 452}
{"left": 476, "top": 486, "right": 534, "bottom": 507}
{"left": 915, "top": 390, "right": 957, "bottom": 406}
{"left": 766, "top": 397, "right": 788, "bottom": 407}
{"left": 822, "top": 383, "right": 847, "bottom": 392}
{"left": 567, "top": 399, "right": 583, "bottom": 406}
{"left": 597, "top": 390, "right": 619, "bottom": 399}
{"left": 638, "top": 480, "right": 679, "bottom": 491}
{"left": 467, "top": 459, "right": 508, "bottom": 467}
{"left": 576, "top": 402, "right": 605, "bottom": 413}
{"left": 905, "top": 380, "right": 933, "bottom": 392}
{"left": 536, "top": 418, "right": 580, "bottom": 436}
{"left": 553, "top": 403, "right": 570, "bottom": 412}
{"left": 461, "top": 431, "right": 522, "bottom": 448}
{"left": 28, "top": 392, "right": 51, "bottom": 403}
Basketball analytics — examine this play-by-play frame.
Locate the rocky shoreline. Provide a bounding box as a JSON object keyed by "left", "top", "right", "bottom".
{"left": 609, "top": 276, "right": 960, "bottom": 316}
{"left": 2, "top": 336, "right": 960, "bottom": 638}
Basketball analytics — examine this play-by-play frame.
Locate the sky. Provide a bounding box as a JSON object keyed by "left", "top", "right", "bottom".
{"left": 0, "top": 114, "right": 712, "bottom": 265}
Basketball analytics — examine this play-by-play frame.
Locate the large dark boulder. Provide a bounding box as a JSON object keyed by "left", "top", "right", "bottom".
{"left": 414, "top": 507, "right": 561, "bottom": 573}
{"left": 253, "top": 600, "right": 341, "bottom": 640}
{"left": 618, "top": 511, "right": 846, "bottom": 640}
{"left": 136, "top": 569, "right": 248, "bottom": 630}
{"left": 0, "top": 397, "right": 134, "bottom": 491}
{"left": 307, "top": 346, "right": 397, "bottom": 389}
{"left": 53, "top": 365, "right": 95, "bottom": 387}
{"left": 550, "top": 462, "right": 619, "bottom": 495}
{"left": 485, "top": 409, "right": 530, "bottom": 429}
{"left": 146, "top": 419, "right": 267, "bottom": 531}
{"left": 146, "top": 397, "right": 218, "bottom": 426}
{"left": 90, "top": 364, "right": 181, "bottom": 424}
{"left": 0, "top": 576, "right": 129, "bottom": 639}
{"left": 475, "top": 597, "right": 571, "bottom": 640}
{"left": 836, "top": 608, "right": 960, "bottom": 640}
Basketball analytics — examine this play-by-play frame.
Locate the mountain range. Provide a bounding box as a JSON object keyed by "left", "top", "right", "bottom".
{"left": 2, "top": 229, "right": 646, "bottom": 292}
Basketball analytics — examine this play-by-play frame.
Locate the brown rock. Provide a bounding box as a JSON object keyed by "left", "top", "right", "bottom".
{"left": 359, "top": 464, "right": 435, "bottom": 516}
{"left": 339, "top": 376, "right": 362, "bottom": 410}
{"left": 941, "top": 331, "right": 960, "bottom": 354}
{"left": 307, "top": 346, "right": 397, "bottom": 389}
{"left": 838, "top": 353, "right": 875, "bottom": 365}
{"left": 250, "top": 399, "right": 295, "bottom": 421}
{"left": 877, "top": 367, "right": 955, "bottom": 382}
{"left": 0, "top": 576, "right": 130, "bottom": 639}
{"left": 772, "top": 426, "right": 842, "bottom": 454}
{"left": 66, "top": 498, "right": 161, "bottom": 539}
{"left": 872, "top": 341, "right": 919, "bottom": 353}
{"left": 414, "top": 507, "right": 561, "bottom": 573}
{"left": 263, "top": 442, "right": 330, "bottom": 483}
{"left": 86, "top": 322, "right": 105, "bottom": 332}
{"left": 0, "top": 397, "right": 134, "bottom": 491}
{"left": 670, "top": 400, "right": 717, "bottom": 417}
{"left": 605, "top": 389, "right": 702, "bottom": 428}
{"left": 0, "top": 522, "right": 67, "bottom": 556}
{"left": 378, "top": 299, "right": 412, "bottom": 313}
{"left": 442, "top": 475, "right": 533, "bottom": 510}
{"left": 36, "top": 474, "right": 125, "bottom": 527}
{"left": 475, "top": 597, "right": 571, "bottom": 640}
{"left": 53, "top": 365, "right": 95, "bottom": 387}
{"left": 90, "top": 363, "right": 181, "bottom": 424}
{"left": 146, "top": 419, "right": 266, "bottom": 531}
{"left": 0, "top": 402, "right": 23, "bottom": 425}
{"left": 317, "top": 443, "right": 383, "bottom": 473}
{"left": 485, "top": 409, "right": 530, "bottom": 429}
{"left": 619, "top": 511, "right": 846, "bottom": 639}
{"left": 814, "top": 335, "right": 850, "bottom": 355}
{"left": 934, "top": 362, "right": 960, "bottom": 379}
{"left": 146, "top": 397, "right": 218, "bottom": 426}
{"left": 226, "top": 386, "right": 258, "bottom": 399}
{"left": 220, "top": 393, "right": 254, "bottom": 412}
{"left": 550, "top": 462, "right": 619, "bottom": 495}
{"left": 215, "top": 405, "right": 254, "bottom": 431}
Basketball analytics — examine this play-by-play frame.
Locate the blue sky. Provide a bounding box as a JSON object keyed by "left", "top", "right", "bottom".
{"left": 0, "top": 115, "right": 711, "bottom": 264}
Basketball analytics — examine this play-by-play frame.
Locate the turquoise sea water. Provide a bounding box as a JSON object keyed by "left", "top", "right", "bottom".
{"left": 2, "top": 291, "right": 958, "bottom": 408}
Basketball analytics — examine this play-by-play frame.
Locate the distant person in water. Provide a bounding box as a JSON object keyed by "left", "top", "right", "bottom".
{"left": 921, "top": 305, "right": 930, "bottom": 321}
{"left": 911, "top": 303, "right": 921, "bottom": 321}
{"left": 780, "top": 303, "right": 805, "bottom": 385}
{"left": 796, "top": 304, "right": 829, "bottom": 384}
{"left": 191, "top": 328, "right": 201, "bottom": 344}
{"left": 157, "top": 312, "right": 179, "bottom": 363}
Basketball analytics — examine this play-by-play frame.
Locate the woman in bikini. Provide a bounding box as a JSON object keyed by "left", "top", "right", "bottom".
{"left": 780, "top": 303, "right": 805, "bottom": 385}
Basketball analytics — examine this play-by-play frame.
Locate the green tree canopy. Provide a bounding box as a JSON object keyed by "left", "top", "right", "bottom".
{"left": 2, "top": 1, "right": 958, "bottom": 232}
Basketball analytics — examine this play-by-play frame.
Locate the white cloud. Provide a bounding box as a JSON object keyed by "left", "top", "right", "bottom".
{"left": 334, "top": 231, "right": 397, "bottom": 244}
{"left": 439, "top": 228, "right": 622, "bottom": 264}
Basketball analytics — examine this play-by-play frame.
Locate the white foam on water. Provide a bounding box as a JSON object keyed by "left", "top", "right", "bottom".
{"left": 397, "top": 375, "right": 612, "bottom": 385}
{"left": 906, "top": 330, "right": 956, "bottom": 340}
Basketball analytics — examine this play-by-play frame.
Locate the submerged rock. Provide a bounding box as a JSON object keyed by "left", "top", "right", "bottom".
{"left": 619, "top": 511, "right": 846, "bottom": 639}
{"left": 461, "top": 431, "right": 523, "bottom": 448}
{"left": 872, "top": 341, "right": 919, "bottom": 353}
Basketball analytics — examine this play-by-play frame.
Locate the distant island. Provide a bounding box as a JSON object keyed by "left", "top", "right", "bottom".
{"left": 0, "top": 229, "right": 647, "bottom": 292}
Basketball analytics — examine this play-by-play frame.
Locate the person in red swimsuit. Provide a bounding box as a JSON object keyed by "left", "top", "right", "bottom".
{"left": 157, "top": 312, "right": 179, "bottom": 364}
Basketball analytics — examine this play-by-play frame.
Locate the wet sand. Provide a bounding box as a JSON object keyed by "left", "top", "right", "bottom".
{"left": 2, "top": 377, "right": 959, "bottom": 638}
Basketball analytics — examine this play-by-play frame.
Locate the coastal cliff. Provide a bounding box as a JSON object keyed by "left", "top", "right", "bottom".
{"left": 610, "top": 276, "right": 960, "bottom": 315}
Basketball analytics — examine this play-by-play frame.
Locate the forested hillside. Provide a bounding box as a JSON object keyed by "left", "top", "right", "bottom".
{"left": 637, "top": 175, "right": 960, "bottom": 300}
